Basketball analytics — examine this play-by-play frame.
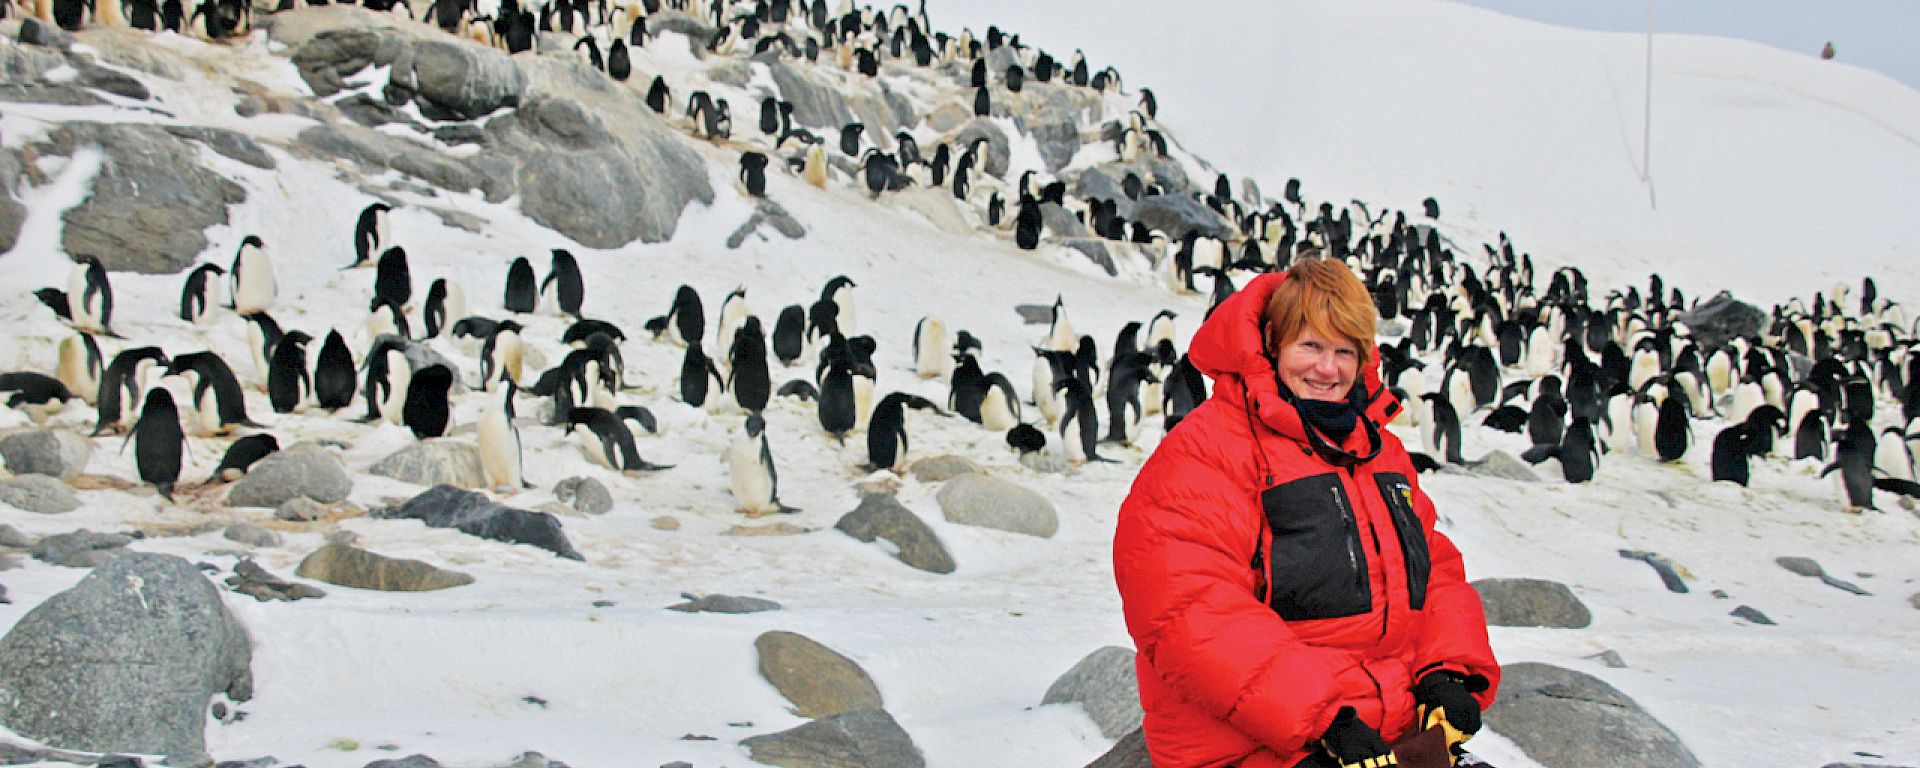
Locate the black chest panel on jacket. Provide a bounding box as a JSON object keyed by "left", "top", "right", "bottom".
{"left": 1259, "top": 472, "right": 1371, "bottom": 621}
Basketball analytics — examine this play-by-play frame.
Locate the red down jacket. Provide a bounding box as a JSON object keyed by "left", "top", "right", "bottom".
{"left": 1113, "top": 272, "right": 1499, "bottom": 768}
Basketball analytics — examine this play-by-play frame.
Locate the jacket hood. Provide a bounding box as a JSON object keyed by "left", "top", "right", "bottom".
{"left": 1188, "top": 272, "right": 1399, "bottom": 446}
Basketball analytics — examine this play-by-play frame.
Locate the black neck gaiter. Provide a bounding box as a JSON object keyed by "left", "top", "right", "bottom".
{"left": 1279, "top": 382, "right": 1362, "bottom": 444}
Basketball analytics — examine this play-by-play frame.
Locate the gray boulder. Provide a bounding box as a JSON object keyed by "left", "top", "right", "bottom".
{"left": 667, "top": 593, "right": 782, "bottom": 614}
{"left": 227, "top": 443, "right": 352, "bottom": 508}
{"left": 553, "top": 476, "right": 612, "bottom": 515}
{"left": 1473, "top": 578, "right": 1592, "bottom": 629}
{"left": 379, "top": 485, "right": 583, "bottom": 560}
{"left": 1041, "top": 646, "right": 1142, "bottom": 739}
{"left": 1132, "top": 193, "right": 1233, "bottom": 242}
{"left": 1678, "top": 292, "right": 1766, "bottom": 351}
{"left": 909, "top": 455, "right": 982, "bottom": 482}
{"left": 726, "top": 199, "right": 808, "bottom": 249}
{"left": 30, "top": 529, "right": 132, "bottom": 568}
{"left": 1071, "top": 168, "right": 1138, "bottom": 220}
{"left": 0, "top": 524, "right": 33, "bottom": 549}
{"left": 755, "top": 630, "right": 883, "bottom": 719}
{"left": 364, "top": 755, "right": 442, "bottom": 768}
{"left": 289, "top": 27, "right": 409, "bottom": 98}
{"left": 162, "top": 126, "right": 275, "bottom": 170}
{"left": 369, "top": 440, "right": 488, "bottom": 489}
{"left": 0, "top": 552, "right": 252, "bottom": 763}
{"left": 1083, "top": 727, "right": 1150, "bottom": 768}
{"left": 222, "top": 523, "right": 282, "bottom": 548}
{"left": 1024, "top": 120, "right": 1082, "bottom": 174}
{"left": 1775, "top": 556, "right": 1871, "bottom": 596}
{"left": 835, "top": 494, "right": 956, "bottom": 575}
{"left": 0, "top": 150, "right": 24, "bottom": 254}
{"left": 1041, "top": 202, "right": 1090, "bottom": 238}
{"left": 37, "top": 123, "right": 247, "bottom": 274}
{"left": 1065, "top": 239, "right": 1118, "bottom": 276}
{"left": 0, "top": 430, "right": 90, "bottom": 479}
{"left": 953, "top": 119, "right": 1011, "bottom": 179}
{"left": 294, "top": 542, "right": 474, "bottom": 592}
{"left": 1465, "top": 450, "right": 1540, "bottom": 482}
{"left": 293, "top": 123, "right": 494, "bottom": 198}
{"left": 1484, "top": 662, "right": 1701, "bottom": 768}
{"left": 936, "top": 473, "right": 1059, "bottom": 538}
{"left": 274, "top": 496, "right": 331, "bottom": 522}
{"left": 15, "top": 18, "right": 74, "bottom": 50}
{"left": 741, "top": 708, "right": 923, "bottom": 768}
{"left": 770, "top": 63, "right": 887, "bottom": 135}
{"left": 387, "top": 39, "right": 524, "bottom": 120}
{"left": 1020, "top": 451, "right": 1072, "bottom": 474}
{"left": 0, "top": 475, "right": 79, "bottom": 514}
{"left": 224, "top": 559, "right": 325, "bottom": 602}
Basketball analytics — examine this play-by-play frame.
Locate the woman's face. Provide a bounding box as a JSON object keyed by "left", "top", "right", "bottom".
{"left": 1276, "top": 328, "right": 1359, "bottom": 402}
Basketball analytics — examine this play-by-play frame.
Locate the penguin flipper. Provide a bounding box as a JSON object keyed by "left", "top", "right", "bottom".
{"left": 1519, "top": 445, "right": 1561, "bottom": 465}
{"left": 1819, "top": 461, "right": 1840, "bottom": 478}
{"left": 1872, "top": 477, "right": 1920, "bottom": 499}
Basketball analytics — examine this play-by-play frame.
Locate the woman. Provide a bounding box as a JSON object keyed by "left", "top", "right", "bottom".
{"left": 1113, "top": 257, "right": 1499, "bottom": 768}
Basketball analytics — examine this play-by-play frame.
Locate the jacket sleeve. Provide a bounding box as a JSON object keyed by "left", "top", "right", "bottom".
{"left": 1114, "top": 451, "right": 1371, "bottom": 751}
{"left": 1407, "top": 481, "right": 1501, "bottom": 708}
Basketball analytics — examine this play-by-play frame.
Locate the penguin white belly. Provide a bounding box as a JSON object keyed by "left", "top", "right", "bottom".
{"left": 981, "top": 386, "right": 1018, "bottom": 432}
{"left": 194, "top": 386, "right": 222, "bottom": 436}
{"left": 576, "top": 427, "right": 617, "bottom": 469}
{"left": 234, "top": 250, "right": 276, "bottom": 315}
{"left": 380, "top": 353, "right": 412, "bottom": 425}
{"left": 478, "top": 408, "right": 521, "bottom": 490}
{"left": 1875, "top": 433, "right": 1914, "bottom": 482}
{"left": 1633, "top": 403, "right": 1659, "bottom": 456}
{"left": 66, "top": 265, "right": 102, "bottom": 333}
{"left": 1727, "top": 383, "right": 1763, "bottom": 425}
{"left": 1032, "top": 359, "right": 1061, "bottom": 425}
{"left": 56, "top": 337, "right": 98, "bottom": 405}
{"left": 852, "top": 375, "right": 874, "bottom": 432}
{"left": 728, "top": 438, "right": 775, "bottom": 513}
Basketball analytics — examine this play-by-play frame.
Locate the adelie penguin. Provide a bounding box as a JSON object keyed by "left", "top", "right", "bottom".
{"left": 361, "top": 336, "right": 413, "bottom": 425}
{"left": 569, "top": 406, "right": 671, "bottom": 473}
{"left": 65, "top": 255, "right": 115, "bottom": 336}
{"left": 1014, "top": 195, "right": 1042, "bottom": 250}
{"left": 478, "top": 382, "right": 527, "bottom": 492}
{"left": 913, "top": 315, "right": 949, "bottom": 380}
{"left": 661, "top": 284, "right": 704, "bottom": 347}
{"left": 229, "top": 235, "right": 276, "bottom": 317}
{"left": 126, "top": 388, "right": 188, "bottom": 502}
{"left": 772, "top": 305, "right": 806, "bottom": 365}
{"left": 542, "top": 249, "right": 586, "bottom": 318}
{"left": 479, "top": 321, "right": 526, "bottom": 392}
{"left": 816, "top": 352, "right": 857, "bottom": 444}
{"left": 55, "top": 333, "right": 103, "bottom": 406}
{"left": 865, "top": 392, "right": 939, "bottom": 473}
{"left": 819, "top": 276, "right": 856, "bottom": 334}
{"left": 728, "top": 413, "right": 797, "bottom": 516}
{"left": 714, "top": 288, "right": 751, "bottom": 380}
{"left": 350, "top": 202, "right": 392, "bottom": 269}
{"left": 1821, "top": 419, "right": 1920, "bottom": 510}
{"left": 679, "top": 341, "right": 724, "bottom": 407}
{"left": 739, "top": 152, "right": 770, "bottom": 197}
{"left": 1419, "top": 392, "right": 1465, "bottom": 465}
{"left": 404, "top": 365, "right": 456, "bottom": 440}
{"left": 1522, "top": 416, "right": 1601, "bottom": 484}
{"left": 727, "top": 317, "right": 772, "bottom": 414}
{"left": 1710, "top": 423, "right": 1761, "bottom": 487}
{"left": 504, "top": 257, "right": 539, "bottom": 314}
{"left": 313, "top": 330, "right": 357, "bottom": 411}
{"left": 1652, "top": 393, "right": 1692, "bottom": 462}
{"left": 267, "top": 331, "right": 314, "bottom": 414}
{"left": 1056, "top": 376, "right": 1110, "bottom": 464}
{"left": 1102, "top": 352, "right": 1158, "bottom": 446}
{"left": 208, "top": 433, "right": 278, "bottom": 483}
{"left": 374, "top": 246, "right": 412, "bottom": 311}
{"left": 0, "top": 373, "right": 72, "bottom": 423}
{"left": 92, "top": 347, "right": 168, "bottom": 436}
{"left": 179, "top": 263, "right": 224, "bottom": 325}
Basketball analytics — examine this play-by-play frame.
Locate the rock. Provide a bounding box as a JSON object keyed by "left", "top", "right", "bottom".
{"left": 953, "top": 119, "right": 1010, "bottom": 179}
{"left": 1776, "top": 556, "right": 1871, "bottom": 595}
{"left": 667, "top": 593, "right": 782, "bottom": 614}
{"left": 1064, "top": 239, "right": 1118, "bottom": 276}
{"left": 651, "top": 516, "right": 681, "bottom": 531}
{"left": 1729, "top": 605, "right": 1775, "bottom": 625}
{"left": 16, "top": 18, "right": 74, "bottom": 49}
{"left": 369, "top": 440, "right": 488, "bottom": 489}
{"left": 1071, "top": 168, "right": 1137, "bottom": 220}
{"left": 1024, "top": 120, "right": 1082, "bottom": 174}
{"left": 0, "top": 475, "right": 79, "bottom": 514}
{"left": 0, "top": 524, "right": 33, "bottom": 549}
{"left": 740, "top": 708, "right": 923, "bottom": 768}
{"left": 1910, "top": 592, "right": 1920, "bottom": 610}
{"left": 379, "top": 485, "right": 582, "bottom": 560}
{"left": 364, "top": 755, "right": 441, "bottom": 768}
{"left": 1131, "top": 192, "right": 1232, "bottom": 242}
{"left": 726, "top": 200, "right": 808, "bottom": 249}
{"left": 909, "top": 455, "right": 982, "bottom": 483}
{"left": 289, "top": 27, "right": 405, "bottom": 98}
{"left": 1585, "top": 650, "right": 1628, "bottom": 669}
{"left": 726, "top": 521, "right": 808, "bottom": 537}
{"left": 754, "top": 630, "right": 883, "bottom": 719}
{"left": 834, "top": 494, "right": 955, "bottom": 575}
{"left": 768, "top": 63, "right": 859, "bottom": 131}
{"left": 1484, "top": 662, "right": 1702, "bottom": 768}
{"left": 1467, "top": 450, "right": 1539, "bottom": 482}
{"left": 1013, "top": 304, "right": 1054, "bottom": 324}
{"left": 924, "top": 103, "right": 972, "bottom": 132}
{"left": 294, "top": 542, "right": 474, "bottom": 592}
{"left": 1041, "top": 646, "right": 1142, "bottom": 739}
{"left": 1041, "top": 202, "right": 1090, "bottom": 239}
{"left": 161, "top": 126, "right": 275, "bottom": 170}
{"left": 1617, "top": 550, "right": 1688, "bottom": 593}
{"left": 1473, "top": 578, "right": 1592, "bottom": 629}
{"left": 226, "top": 443, "right": 352, "bottom": 508}
{"left": 387, "top": 39, "right": 523, "bottom": 120}
{"left": 1083, "top": 727, "right": 1150, "bottom": 768}
{"left": 294, "top": 123, "right": 493, "bottom": 198}
{"left": 36, "top": 123, "right": 247, "bottom": 274}
{"left": 936, "top": 474, "right": 1059, "bottom": 538}
{"left": 0, "top": 156, "right": 24, "bottom": 254}
{"left": 1678, "top": 292, "right": 1766, "bottom": 352}
{"left": 224, "top": 559, "right": 325, "bottom": 602}
{"left": 30, "top": 529, "right": 132, "bottom": 568}
{"left": 1019, "top": 452, "right": 1071, "bottom": 474}
{"left": 553, "top": 476, "right": 612, "bottom": 515}
{"left": 222, "top": 523, "right": 282, "bottom": 548}
{"left": 498, "top": 751, "right": 570, "bottom": 768}
{"left": 0, "top": 552, "right": 251, "bottom": 762}
{"left": 274, "top": 497, "right": 331, "bottom": 522}
{"left": 0, "top": 430, "right": 92, "bottom": 479}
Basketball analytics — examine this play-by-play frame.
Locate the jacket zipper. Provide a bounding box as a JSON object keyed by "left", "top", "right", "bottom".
{"left": 1350, "top": 465, "right": 1391, "bottom": 642}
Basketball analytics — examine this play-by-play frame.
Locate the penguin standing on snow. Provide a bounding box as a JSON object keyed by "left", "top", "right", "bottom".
{"left": 819, "top": 276, "right": 857, "bottom": 334}
{"left": 477, "top": 382, "right": 526, "bottom": 492}
{"left": 739, "top": 152, "right": 770, "bottom": 198}
{"left": 865, "top": 392, "right": 939, "bottom": 473}
{"left": 403, "top": 365, "right": 456, "bottom": 440}
{"left": 680, "top": 341, "right": 724, "bottom": 407}
{"left": 127, "top": 388, "right": 187, "bottom": 501}
{"left": 1522, "top": 415, "right": 1601, "bottom": 484}
{"left": 55, "top": 333, "right": 103, "bottom": 406}
{"left": 267, "top": 331, "right": 314, "bottom": 414}
{"left": 360, "top": 337, "right": 412, "bottom": 425}
{"left": 229, "top": 235, "right": 276, "bottom": 317}
{"left": 312, "top": 330, "right": 357, "bottom": 411}
{"left": 1419, "top": 392, "right": 1464, "bottom": 465}
{"left": 207, "top": 433, "right": 278, "bottom": 483}
{"left": 66, "top": 255, "right": 115, "bottom": 336}
{"left": 543, "top": 249, "right": 586, "bottom": 318}
{"left": 1103, "top": 353, "right": 1157, "bottom": 446}
{"left": 913, "top": 315, "right": 949, "bottom": 379}
{"left": 715, "top": 288, "right": 751, "bottom": 379}
{"left": 423, "top": 278, "right": 462, "bottom": 339}
{"left": 817, "top": 352, "right": 857, "bottom": 443}
{"left": 663, "top": 285, "right": 705, "bottom": 347}
{"left": 1057, "top": 376, "right": 1110, "bottom": 463}
{"left": 1821, "top": 420, "right": 1911, "bottom": 509}
{"left": 728, "top": 413, "right": 797, "bottom": 515}
{"left": 728, "top": 317, "right": 772, "bottom": 413}
{"left": 772, "top": 305, "right": 806, "bottom": 365}
{"left": 980, "top": 370, "right": 1021, "bottom": 432}
{"left": 179, "top": 263, "right": 224, "bottom": 324}
{"left": 93, "top": 347, "right": 167, "bottom": 436}
{"left": 350, "top": 202, "right": 392, "bottom": 269}
{"left": 504, "top": 257, "right": 538, "bottom": 314}
{"left": 478, "top": 320, "right": 525, "bottom": 391}
{"left": 373, "top": 246, "right": 413, "bottom": 312}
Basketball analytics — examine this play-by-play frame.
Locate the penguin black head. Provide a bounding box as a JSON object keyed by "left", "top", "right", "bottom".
{"left": 745, "top": 412, "right": 767, "bottom": 437}
{"left": 34, "top": 288, "right": 71, "bottom": 321}
{"left": 1006, "top": 423, "right": 1046, "bottom": 454}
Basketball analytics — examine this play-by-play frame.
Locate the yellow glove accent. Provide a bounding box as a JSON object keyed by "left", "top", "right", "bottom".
{"left": 1421, "top": 704, "right": 1471, "bottom": 756}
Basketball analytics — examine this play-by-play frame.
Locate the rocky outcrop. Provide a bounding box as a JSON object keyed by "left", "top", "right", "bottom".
{"left": 36, "top": 123, "right": 247, "bottom": 274}
{"left": 835, "top": 494, "right": 956, "bottom": 575}
{"left": 1485, "top": 662, "right": 1701, "bottom": 768}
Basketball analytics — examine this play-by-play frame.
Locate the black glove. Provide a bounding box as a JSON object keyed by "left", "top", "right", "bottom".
{"left": 1317, "top": 706, "right": 1398, "bottom": 768}
{"left": 1412, "top": 671, "right": 1490, "bottom": 755}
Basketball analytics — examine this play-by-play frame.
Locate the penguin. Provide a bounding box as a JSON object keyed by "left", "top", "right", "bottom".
{"left": 819, "top": 276, "right": 856, "bottom": 334}
{"left": 680, "top": 340, "right": 724, "bottom": 407}
{"left": 715, "top": 288, "right": 751, "bottom": 378}
{"left": 607, "top": 37, "right": 632, "bottom": 81}
{"left": 361, "top": 336, "right": 413, "bottom": 425}
{"left": 422, "top": 279, "right": 459, "bottom": 339}
{"left": 374, "top": 246, "right": 412, "bottom": 311}
{"left": 1419, "top": 392, "right": 1464, "bottom": 465}
{"left": 773, "top": 304, "right": 807, "bottom": 365}
{"left": 1056, "top": 376, "right": 1109, "bottom": 463}
{"left": 1102, "top": 353, "right": 1157, "bottom": 445}
{"left": 179, "top": 263, "right": 225, "bottom": 324}
{"left": 1014, "top": 195, "right": 1042, "bottom": 250}
{"left": 208, "top": 433, "right": 278, "bottom": 483}
{"left": 913, "top": 315, "right": 949, "bottom": 380}
{"left": 1522, "top": 415, "right": 1601, "bottom": 483}
{"left": 568, "top": 406, "right": 671, "bottom": 472}
{"left": 229, "top": 235, "right": 276, "bottom": 317}
{"left": 93, "top": 347, "right": 168, "bottom": 436}
{"left": 1793, "top": 409, "right": 1829, "bottom": 461}
{"left": 125, "top": 388, "right": 187, "bottom": 501}
{"left": 403, "top": 364, "right": 456, "bottom": 440}
{"left": 980, "top": 371, "right": 1021, "bottom": 432}
{"left": 66, "top": 255, "right": 115, "bottom": 336}
{"left": 267, "top": 331, "right": 314, "bottom": 414}
{"left": 728, "top": 317, "right": 772, "bottom": 414}
{"left": 777, "top": 379, "right": 819, "bottom": 401}
{"left": 664, "top": 285, "right": 704, "bottom": 347}
{"left": 504, "top": 257, "right": 538, "bottom": 314}
{"left": 805, "top": 299, "right": 841, "bottom": 351}
{"left": 728, "top": 413, "right": 796, "bottom": 515}
{"left": 739, "top": 152, "right": 769, "bottom": 198}
{"left": 33, "top": 288, "right": 71, "bottom": 322}
{"left": 802, "top": 142, "right": 829, "bottom": 188}
{"left": 1007, "top": 422, "right": 1047, "bottom": 455}
{"left": 817, "top": 353, "right": 857, "bottom": 443}
{"left": 1162, "top": 353, "right": 1206, "bottom": 432}
{"left": 1710, "top": 424, "right": 1758, "bottom": 486}
{"left": 1742, "top": 404, "right": 1788, "bottom": 457}
{"left": 477, "top": 382, "right": 526, "bottom": 492}
{"left": 1875, "top": 426, "right": 1916, "bottom": 483}
{"left": 866, "top": 391, "right": 932, "bottom": 472}
{"left": 55, "top": 333, "right": 103, "bottom": 406}
{"left": 645, "top": 75, "right": 671, "bottom": 113}
{"left": 368, "top": 296, "right": 411, "bottom": 343}
{"left": 478, "top": 320, "right": 526, "bottom": 392}
{"left": 351, "top": 201, "right": 392, "bottom": 269}
{"left": 1652, "top": 392, "right": 1691, "bottom": 462}
{"left": 542, "top": 249, "right": 586, "bottom": 318}
{"left": 1821, "top": 420, "right": 1913, "bottom": 509}
{"left": 948, "top": 354, "right": 989, "bottom": 422}
{"left": 1526, "top": 397, "right": 1565, "bottom": 449}
{"left": 313, "top": 330, "right": 357, "bottom": 411}
{"left": 0, "top": 373, "right": 71, "bottom": 422}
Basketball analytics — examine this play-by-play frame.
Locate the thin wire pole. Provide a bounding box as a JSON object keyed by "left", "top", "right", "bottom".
{"left": 1644, "top": 0, "right": 1657, "bottom": 209}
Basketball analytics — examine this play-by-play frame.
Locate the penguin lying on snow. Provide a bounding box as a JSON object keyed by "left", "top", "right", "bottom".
{"left": 569, "top": 407, "right": 672, "bottom": 473}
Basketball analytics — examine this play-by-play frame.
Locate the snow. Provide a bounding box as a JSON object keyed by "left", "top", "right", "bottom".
{"left": 0, "top": 1, "right": 1917, "bottom": 767}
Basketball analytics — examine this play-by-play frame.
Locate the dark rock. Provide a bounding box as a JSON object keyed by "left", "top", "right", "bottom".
{"left": 1776, "top": 556, "right": 1871, "bottom": 595}
{"left": 1474, "top": 578, "right": 1593, "bottom": 629}
{"left": 1041, "top": 646, "right": 1142, "bottom": 739}
{"left": 936, "top": 473, "right": 1058, "bottom": 538}
{"left": 1025, "top": 120, "right": 1081, "bottom": 173}
{"left": 1484, "top": 662, "right": 1702, "bottom": 768}
{"left": 667, "top": 593, "right": 782, "bottom": 614}
{"left": 388, "top": 39, "right": 523, "bottom": 120}
{"left": 726, "top": 200, "right": 807, "bottom": 248}
{"left": 0, "top": 152, "right": 23, "bottom": 253}
{"left": 953, "top": 119, "right": 1010, "bottom": 179}
{"left": 227, "top": 443, "right": 352, "bottom": 508}
{"left": 294, "top": 542, "right": 473, "bottom": 592}
{"left": 1729, "top": 605, "right": 1775, "bottom": 625}
{"left": 363, "top": 755, "right": 441, "bottom": 768}
{"left": 291, "top": 28, "right": 400, "bottom": 98}
{"left": 1131, "top": 193, "right": 1233, "bottom": 242}
{"left": 1071, "top": 168, "right": 1137, "bottom": 220}
{"left": 159, "top": 126, "right": 275, "bottom": 170}
{"left": 38, "top": 123, "right": 247, "bottom": 274}
{"left": 379, "top": 485, "right": 583, "bottom": 560}
{"left": 224, "top": 559, "right": 325, "bottom": 602}
{"left": 1083, "top": 727, "right": 1149, "bottom": 768}
{"left": 0, "top": 552, "right": 251, "bottom": 762}
{"left": 1618, "top": 550, "right": 1688, "bottom": 593}
{"left": 30, "top": 529, "right": 133, "bottom": 568}
{"left": 834, "top": 494, "right": 956, "bottom": 575}
{"left": 0, "top": 475, "right": 79, "bottom": 514}
{"left": 740, "top": 708, "right": 923, "bottom": 768}
{"left": 17, "top": 18, "right": 74, "bottom": 49}
{"left": 1065, "top": 240, "right": 1117, "bottom": 276}
{"left": 0, "top": 429, "right": 92, "bottom": 479}
{"left": 335, "top": 92, "right": 418, "bottom": 129}
{"left": 553, "top": 476, "right": 612, "bottom": 515}
{"left": 769, "top": 63, "right": 858, "bottom": 130}
{"left": 1678, "top": 292, "right": 1766, "bottom": 352}
{"left": 755, "top": 630, "right": 883, "bottom": 719}
{"left": 77, "top": 65, "right": 149, "bottom": 100}
{"left": 1041, "top": 202, "right": 1089, "bottom": 238}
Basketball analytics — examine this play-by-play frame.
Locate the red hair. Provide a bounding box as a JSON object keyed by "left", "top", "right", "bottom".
{"left": 1264, "top": 255, "right": 1377, "bottom": 366}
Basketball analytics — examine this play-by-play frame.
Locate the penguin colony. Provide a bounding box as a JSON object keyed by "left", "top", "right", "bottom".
{"left": 7, "top": 0, "right": 1919, "bottom": 520}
